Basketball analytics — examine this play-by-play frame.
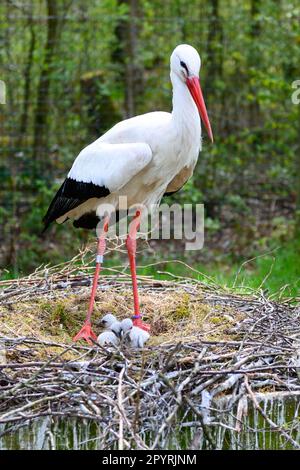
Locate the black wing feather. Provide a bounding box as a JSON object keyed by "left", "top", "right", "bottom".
{"left": 73, "top": 212, "right": 100, "bottom": 229}
{"left": 73, "top": 209, "right": 129, "bottom": 230}
{"left": 42, "top": 178, "right": 110, "bottom": 231}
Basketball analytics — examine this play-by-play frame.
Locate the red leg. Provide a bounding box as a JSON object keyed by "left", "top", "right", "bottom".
{"left": 73, "top": 217, "right": 109, "bottom": 344}
{"left": 126, "top": 210, "right": 150, "bottom": 333}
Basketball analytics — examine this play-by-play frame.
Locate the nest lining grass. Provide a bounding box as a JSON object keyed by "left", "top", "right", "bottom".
{"left": 0, "top": 286, "right": 240, "bottom": 360}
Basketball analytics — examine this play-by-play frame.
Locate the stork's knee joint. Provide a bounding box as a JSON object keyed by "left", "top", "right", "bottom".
{"left": 126, "top": 235, "right": 136, "bottom": 254}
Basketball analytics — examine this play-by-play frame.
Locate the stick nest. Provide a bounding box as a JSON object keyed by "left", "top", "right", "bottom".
{"left": 0, "top": 252, "right": 300, "bottom": 449}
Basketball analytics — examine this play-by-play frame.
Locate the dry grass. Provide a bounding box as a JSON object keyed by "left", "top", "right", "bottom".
{"left": 0, "top": 281, "right": 244, "bottom": 362}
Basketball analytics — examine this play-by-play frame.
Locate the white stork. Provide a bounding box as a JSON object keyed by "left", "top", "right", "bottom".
{"left": 43, "top": 44, "right": 213, "bottom": 344}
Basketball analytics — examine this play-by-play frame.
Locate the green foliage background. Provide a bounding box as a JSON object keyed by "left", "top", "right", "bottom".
{"left": 0, "top": 0, "right": 299, "bottom": 297}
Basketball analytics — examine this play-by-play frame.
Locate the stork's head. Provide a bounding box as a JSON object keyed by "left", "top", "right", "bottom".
{"left": 101, "top": 313, "right": 117, "bottom": 328}
{"left": 121, "top": 318, "right": 133, "bottom": 333}
{"left": 170, "top": 44, "right": 213, "bottom": 142}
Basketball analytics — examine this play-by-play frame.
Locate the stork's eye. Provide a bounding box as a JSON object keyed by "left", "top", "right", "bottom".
{"left": 180, "top": 60, "right": 189, "bottom": 75}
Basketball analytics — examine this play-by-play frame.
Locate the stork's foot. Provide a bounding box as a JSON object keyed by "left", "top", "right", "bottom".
{"left": 73, "top": 322, "right": 97, "bottom": 345}
{"left": 133, "top": 317, "right": 151, "bottom": 333}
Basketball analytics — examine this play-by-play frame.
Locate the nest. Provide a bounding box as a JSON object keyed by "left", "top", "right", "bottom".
{"left": 0, "top": 253, "right": 300, "bottom": 449}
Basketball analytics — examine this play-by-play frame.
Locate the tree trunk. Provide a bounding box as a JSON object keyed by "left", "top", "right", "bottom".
{"left": 206, "top": 0, "right": 223, "bottom": 87}
{"left": 32, "top": 0, "right": 59, "bottom": 173}
{"left": 248, "top": 0, "right": 261, "bottom": 127}
{"left": 200, "top": 0, "right": 223, "bottom": 199}
{"left": 20, "top": 16, "right": 35, "bottom": 137}
{"left": 113, "top": 0, "right": 142, "bottom": 118}
{"left": 127, "top": 0, "right": 139, "bottom": 117}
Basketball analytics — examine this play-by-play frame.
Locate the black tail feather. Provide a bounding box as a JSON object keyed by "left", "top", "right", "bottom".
{"left": 42, "top": 178, "right": 110, "bottom": 231}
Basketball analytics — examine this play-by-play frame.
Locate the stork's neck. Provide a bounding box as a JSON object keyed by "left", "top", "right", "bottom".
{"left": 170, "top": 71, "right": 201, "bottom": 137}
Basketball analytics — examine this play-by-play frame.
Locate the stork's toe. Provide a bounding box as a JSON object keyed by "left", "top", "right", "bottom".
{"left": 73, "top": 322, "right": 97, "bottom": 345}
{"left": 133, "top": 317, "right": 151, "bottom": 333}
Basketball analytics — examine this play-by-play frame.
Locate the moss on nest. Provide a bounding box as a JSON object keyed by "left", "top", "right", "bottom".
{"left": 0, "top": 283, "right": 244, "bottom": 361}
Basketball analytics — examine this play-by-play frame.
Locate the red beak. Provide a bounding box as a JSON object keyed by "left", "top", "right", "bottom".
{"left": 186, "top": 76, "right": 213, "bottom": 143}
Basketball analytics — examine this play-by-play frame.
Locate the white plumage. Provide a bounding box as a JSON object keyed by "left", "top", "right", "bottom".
{"left": 43, "top": 44, "right": 213, "bottom": 231}
{"left": 100, "top": 313, "right": 119, "bottom": 329}
{"left": 68, "top": 142, "right": 152, "bottom": 193}
{"left": 97, "top": 330, "right": 119, "bottom": 347}
{"left": 121, "top": 318, "right": 150, "bottom": 348}
{"left": 97, "top": 314, "right": 122, "bottom": 347}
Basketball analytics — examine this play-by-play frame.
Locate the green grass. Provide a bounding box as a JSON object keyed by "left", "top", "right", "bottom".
{"left": 1, "top": 239, "right": 299, "bottom": 301}
{"left": 132, "top": 240, "right": 300, "bottom": 299}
